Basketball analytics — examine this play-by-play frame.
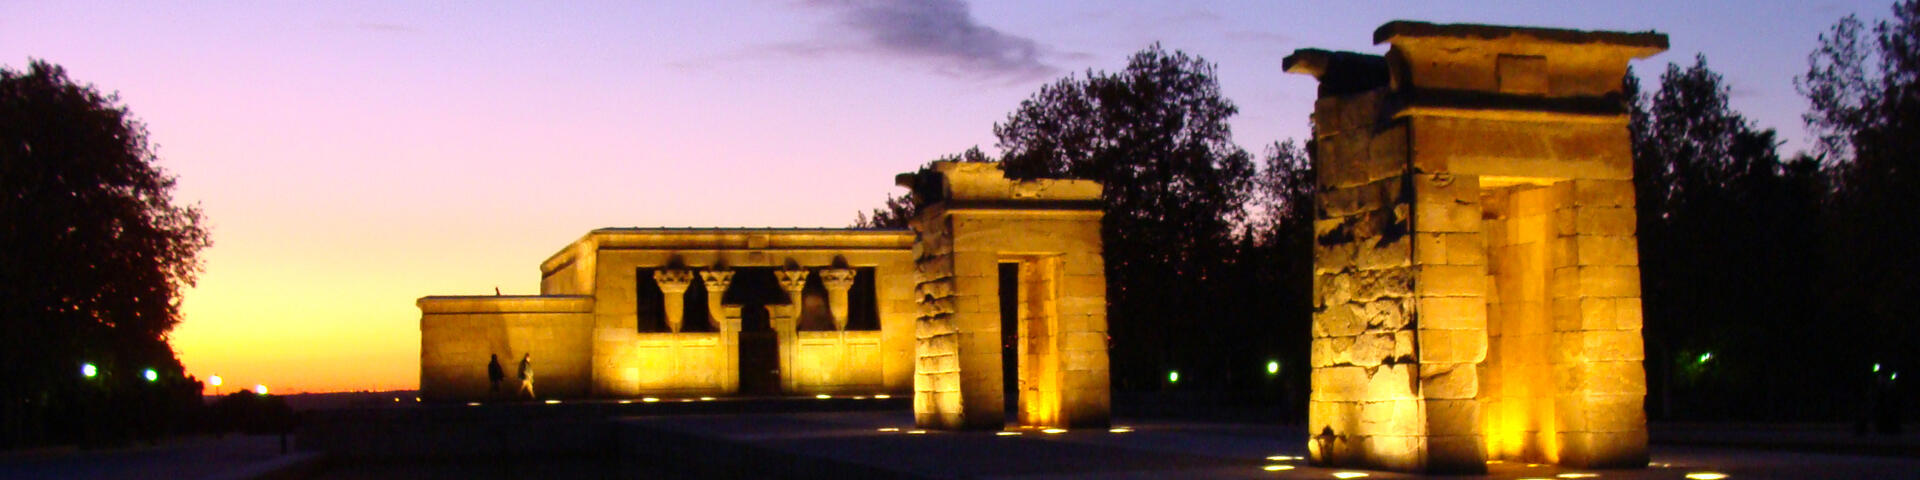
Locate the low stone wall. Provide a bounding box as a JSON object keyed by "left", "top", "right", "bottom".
{"left": 792, "top": 330, "right": 885, "bottom": 394}
{"left": 419, "top": 296, "right": 593, "bottom": 401}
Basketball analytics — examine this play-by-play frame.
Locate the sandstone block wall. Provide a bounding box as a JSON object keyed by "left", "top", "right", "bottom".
{"left": 907, "top": 161, "right": 1108, "bottom": 430}
{"left": 419, "top": 296, "right": 593, "bottom": 401}
{"left": 1289, "top": 21, "right": 1664, "bottom": 474}
{"left": 792, "top": 330, "right": 885, "bottom": 393}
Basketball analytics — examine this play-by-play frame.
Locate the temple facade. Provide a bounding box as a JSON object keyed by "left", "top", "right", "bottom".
{"left": 1288, "top": 22, "right": 1665, "bottom": 473}
{"left": 419, "top": 161, "right": 1112, "bottom": 430}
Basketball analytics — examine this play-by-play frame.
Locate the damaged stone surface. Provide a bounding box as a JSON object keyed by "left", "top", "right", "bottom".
{"left": 1291, "top": 21, "right": 1664, "bottom": 474}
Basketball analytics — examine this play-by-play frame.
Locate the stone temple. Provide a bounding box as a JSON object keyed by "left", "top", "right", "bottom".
{"left": 416, "top": 18, "right": 1665, "bottom": 472}
{"left": 1287, "top": 22, "right": 1665, "bottom": 473}
{"left": 419, "top": 161, "right": 1112, "bottom": 430}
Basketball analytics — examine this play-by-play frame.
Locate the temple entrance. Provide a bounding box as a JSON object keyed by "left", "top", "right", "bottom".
{"left": 1000, "top": 257, "right": 1064, "bottom": 428}
{"left": 738, "top": 303, "right": 780, "bottom": 395}
{"left": 1480, "top": 179, "right": 1570, "bottom": 463}
{"left": 999, "top": 263, "right": 1021, "bottom": 423}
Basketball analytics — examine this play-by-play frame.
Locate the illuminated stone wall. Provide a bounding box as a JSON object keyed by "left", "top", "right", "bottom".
{"left": 419, "top": 296, "right": 594, "bottom": 400}
{"left": 420, "top": 229, "right": 918, "bottom": 400}
{"left": 905, "top": 161, "right": 1109, "bottom": 430}
{"left": 1288, "top": 22, "right": 1664, "bottom": 473}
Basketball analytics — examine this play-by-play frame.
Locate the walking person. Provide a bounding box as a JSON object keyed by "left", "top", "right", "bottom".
{"left": 516, "top": 353, "right": 536, "bottom": 400}
{"left": 487, "top": 354, "right": 505, "bottom": 396}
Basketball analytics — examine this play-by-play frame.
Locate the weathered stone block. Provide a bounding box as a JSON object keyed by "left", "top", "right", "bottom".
{"left": 1575, "top": 207, "right": 1636, "bottom": 236}
{"left": 1417, "top": 296, "right": 1488, "bottom": 330}
{"left": 1424, "top": 398, "right": 1482, "bottom": 435}
{"left": 1417, "top": 265, "right": 1488, "bottom": 297}
{"left": 1363, "top": 364, "right": 1420, "bottom": 401}
{"left": 1414, "top": 196, "right": 1482, "bottom": 233}
{"left": 1359, "top": 399, "right": 1424, "bottom": 437}
{"left": 1575, "top": 236, "right": 1638, "bottom": 266}
{"left": 1351, "top": 332, "right": 1397, "bottom": 367}
{"left": 1576, "top": 265, "right": 1641, "bottom": 297}
{"left": 1421, "top": 364, "right": 1479, "bottom": 400}
{"left": 1573, "top": 179, "right": 1636, "bottom": 207}
{"left": 1314, "top": 366, "right": 1369, "bottom": 401}
{"left": 1555, "top": 361, "right": 1646, "bottom": 395}
{"left": 1313, "top": 336, "right": 1356, "bottom": 367}
{"left": 1418, "top": 329, "right": 1487, "bottom": 364}
{"left": 1358, "top": 235, "right": 1413, "bottom": 269}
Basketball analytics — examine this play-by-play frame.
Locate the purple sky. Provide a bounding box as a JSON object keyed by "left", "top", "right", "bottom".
{"left": 1, "top": 0, "right": 1893, "bottom": 392}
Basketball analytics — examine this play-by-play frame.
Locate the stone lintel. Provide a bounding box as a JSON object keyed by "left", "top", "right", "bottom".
{"left": 1374, "top": 21, "right": 1668, "bottom": 55}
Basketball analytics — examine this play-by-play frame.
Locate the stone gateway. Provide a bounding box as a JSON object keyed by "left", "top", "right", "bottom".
{"left": 1287, "top": 22, "right": 1665, "bottom": 473}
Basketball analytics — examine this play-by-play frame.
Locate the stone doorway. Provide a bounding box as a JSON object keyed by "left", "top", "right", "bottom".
{"left": 1000, "top": 257, "right": 1065, "bottom": 428}
{"left": 726, "top": 268, "right": 787, "bottom": 396}
{"left": 738, "top": 303, "right": 779, "bottom": 395}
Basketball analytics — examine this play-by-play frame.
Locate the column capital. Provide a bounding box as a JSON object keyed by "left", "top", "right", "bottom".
{"left": 654, "top": 269, "right": 695, "bottom": 293}
{"left": 819, "top": 267, "right": 857, "bottom": 291}
{"left": 699, "top": 268, "right": 734, "bottom": 291}
{"left": 775, "top": 268, "right": 810, "bottom": 293}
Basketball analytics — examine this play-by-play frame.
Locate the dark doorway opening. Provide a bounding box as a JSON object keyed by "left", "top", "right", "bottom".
{"left": 999, "top": 262, "right": 1020, "bottom": 424}
{"left": 726, "top": 268, "right": 787, "bottom": 395}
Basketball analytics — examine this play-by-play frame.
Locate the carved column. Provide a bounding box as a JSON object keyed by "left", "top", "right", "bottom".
{"left": 774, "top": 268, "right": 810, "bottom": 392}
{"left": 700, "top": 269, "right": 736, "bottom": 332}
{"left": 820, "top": 268, "right": 857, "bottom": 331}
{"left": 701, "top": 268, "right": 740, "bottom": 393}
{"left": 654, "top": 269, "right": 695, "bottom": 333}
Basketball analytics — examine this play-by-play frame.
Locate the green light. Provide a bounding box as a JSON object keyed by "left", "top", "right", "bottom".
{"left": 1167, "top": 370, "right": 1180, "bottom": 384}
{"left": 82, "top": 363, "right": 97, "bottom": 378}
{"left": 1697, "top": 352, "right": 1712, "bottom": 364}
{"left": 1873, "top": 363, "right": 1881, "bottom": 373}
{"left": 143, "top": 369, "right": 158, "bottom": 382}
{"left": 1266, "top": 360, "right": 1280, "bottom": 375}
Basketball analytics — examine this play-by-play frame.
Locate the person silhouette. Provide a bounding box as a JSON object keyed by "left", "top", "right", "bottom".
{"left": 515, "top": 353, "right": 536, "bottom": 400}
{"left": 487, "top": 354, "right": 505, "bottom": 395}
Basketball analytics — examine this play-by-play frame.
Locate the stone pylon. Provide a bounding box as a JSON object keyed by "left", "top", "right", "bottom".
{"left": 1288, "top": 21, "right": 1665, "bottom": 473}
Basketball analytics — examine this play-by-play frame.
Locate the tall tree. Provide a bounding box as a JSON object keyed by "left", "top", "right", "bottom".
{"left": 1634, "top": 56, "right": 1834, "bottom": 420}
{"left": 994, "top": 44, "right": 1256, "bottom": 389}
{"left": 0, "top": 61, "right": 210, "bottom": 447}
{"left": 1800, "top": 0, "right": 1920, "bottom": 398}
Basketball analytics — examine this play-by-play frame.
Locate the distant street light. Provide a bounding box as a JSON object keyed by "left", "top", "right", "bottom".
{"left": 1696, "top": 352, "right": 1713, "bottom": 364}
{"left": 143, "top": 368, "right": 158, "bottom": 382}
{"left": 1266, "top": 360, "right": 1281, "bottom": 376}
{"left": 82, "top": 363, "right": 97, "bottom": 378}
{"left": 1168, "top": 370, "right": 1180, "bottom": 384}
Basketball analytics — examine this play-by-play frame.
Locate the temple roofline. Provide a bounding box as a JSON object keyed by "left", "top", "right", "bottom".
{"left": 1374, "top": 21, "right": 1668, "bottom": 52}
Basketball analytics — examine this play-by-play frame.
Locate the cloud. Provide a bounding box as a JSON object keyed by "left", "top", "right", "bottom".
{"left": 674, "top": 0, "right": 1047, "bottom": 82}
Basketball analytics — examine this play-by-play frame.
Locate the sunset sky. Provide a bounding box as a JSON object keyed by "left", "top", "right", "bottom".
{"left": 1, "top": 1, "right": 1894, "bottom": 393}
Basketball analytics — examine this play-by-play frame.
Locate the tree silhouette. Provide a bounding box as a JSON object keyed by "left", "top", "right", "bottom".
{"left": 0, "top": 60, "right": 210, "bottom": 447}
{"left": 1799, "top": 0, "right": 1920, "bottom": 423}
